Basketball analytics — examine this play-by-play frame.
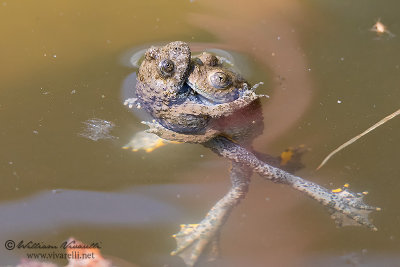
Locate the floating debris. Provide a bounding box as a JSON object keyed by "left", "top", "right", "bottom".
{"left": 317, "top": 108, "right": 400, "bottom": 170}
{"left": 78, "top": 118, "right": 117, "bottom": 141}
{"left": 370, "top": 19, "right": 395, "bottom": 38}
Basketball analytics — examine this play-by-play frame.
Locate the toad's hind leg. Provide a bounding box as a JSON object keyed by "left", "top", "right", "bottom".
{"left": 171, "top": 163, "right": 251, "bottom": 266}
{"left": 204, "top": 136, "right": 380, "bottom": 231}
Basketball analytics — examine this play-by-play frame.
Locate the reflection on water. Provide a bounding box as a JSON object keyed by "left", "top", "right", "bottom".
{"left": 0, "top": 183, "right": 218, "bottom": 265}
{"left": 0, "top": 0, "right": 399, "bottom": 266}
{"left": 0, "top": 186, "right": 183, "bottom": 235}
{"left": 308, "top": 252, "right": 400, "bottom": 267}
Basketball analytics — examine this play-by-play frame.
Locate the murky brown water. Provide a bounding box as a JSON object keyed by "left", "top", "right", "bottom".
{"left": 1, "top": 0, "right": 399, "bottom": 266}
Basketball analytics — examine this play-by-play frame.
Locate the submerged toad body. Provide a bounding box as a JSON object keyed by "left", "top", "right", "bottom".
{"left": 133, "top": 41, "right": 380, "bottom": 267}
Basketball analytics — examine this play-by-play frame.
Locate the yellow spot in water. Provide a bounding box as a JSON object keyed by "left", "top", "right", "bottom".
{"left": 332, "top": 188, "right": 342, "bottom": 193}
{"left": 280, "top": 148, "right": 294, "bottom": 166}
{"left": 344, "top": 183, "right": 349, "bottom": 188}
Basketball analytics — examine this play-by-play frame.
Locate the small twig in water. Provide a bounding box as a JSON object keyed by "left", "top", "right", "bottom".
{"left": 316, "top": 108, "right": 400, "bottom": 170}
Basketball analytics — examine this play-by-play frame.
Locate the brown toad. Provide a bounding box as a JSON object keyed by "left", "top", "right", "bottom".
{"left": 134, "top": 41, "right": 262, "bottom": 141}
{"left": 131, "top": 41, "right": 380, "bottom": 267}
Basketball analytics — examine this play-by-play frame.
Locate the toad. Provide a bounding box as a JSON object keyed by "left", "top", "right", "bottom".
{"left": 134, "top": 41, "right": 261, "bottom": 140}
{"left": 132, "top": 41, "right": 380, "bottom": 267}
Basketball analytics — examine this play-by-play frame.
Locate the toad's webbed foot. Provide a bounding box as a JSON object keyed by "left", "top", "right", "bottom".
{"left": 327, "top": 184, "right": 380, "bottom": 229}
{"left": 172, "top": 163, "right": 251, "bottom": 266}
{"left": 171, "top": 223, "right": 219, "bottom": 266}
{"left": 205, "top": 136, "right": 380, "bottom": 231}
{"left": 142, "top": 120, "right": 219, "bottom": 143}
{"left": 291, "top": 179, "right": 380, "bottom": 230}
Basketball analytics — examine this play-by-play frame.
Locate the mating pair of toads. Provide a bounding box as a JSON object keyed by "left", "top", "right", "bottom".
{"left": 132, "top": 41, "right": 379, "bottom": 266}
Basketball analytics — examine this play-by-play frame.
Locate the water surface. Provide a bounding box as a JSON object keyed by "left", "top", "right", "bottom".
{"left": 1, "top": 0, "right": 399, "bottom": 266}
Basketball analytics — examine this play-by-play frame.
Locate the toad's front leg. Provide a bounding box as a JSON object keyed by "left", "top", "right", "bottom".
{"left": 171, "top": 162, "right": 251, "bottom": 267}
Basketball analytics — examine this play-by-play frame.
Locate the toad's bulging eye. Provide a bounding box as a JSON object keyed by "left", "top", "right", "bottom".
{"left": 159, "top": 59, "right": 175, "bottom": 77}
{"left": 209, "top": 71, "right": 232, "bottom": 89}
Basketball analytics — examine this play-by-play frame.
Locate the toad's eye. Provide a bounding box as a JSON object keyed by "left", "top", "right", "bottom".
{"left": 209, "top": 71, "right": 231, "bottom": 89}
{"left": 159, "top": 59, "right": 175, "bottom": 77}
